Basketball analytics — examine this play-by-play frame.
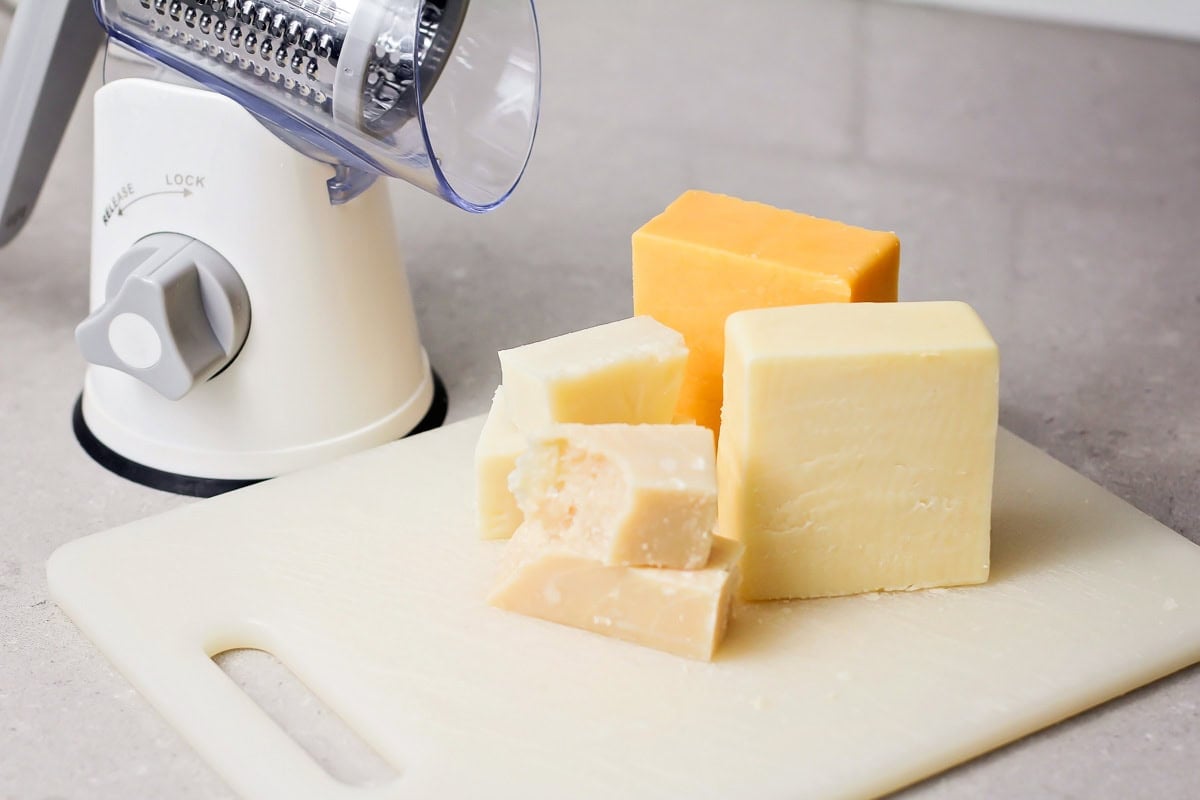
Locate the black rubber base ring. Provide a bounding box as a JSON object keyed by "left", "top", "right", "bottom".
{"left": 73, "top": 371, "right": 449, "bottom": 498}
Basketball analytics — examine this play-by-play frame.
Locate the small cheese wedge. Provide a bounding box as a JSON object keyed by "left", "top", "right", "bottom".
{"left": 474, "top": 388, "right": 526, "bottom": 540}
{"left": 511, "top": 423, "right": 716, "bottom": 569}
{"left": 490, "top": 528, "right": 743, "bottom": 661}
{"left": 718, "top": 301, "right": 998, "bottom": 601}
{"left": 498, "top": 316, "right": 688, "bottom": 432}
{"left": 633, "top": 190, "right": 899, "bottom": 431}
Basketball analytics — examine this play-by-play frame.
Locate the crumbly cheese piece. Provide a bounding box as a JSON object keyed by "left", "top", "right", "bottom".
{"left": 633, "top": 190, "right": 899, "bottom": 431}
{"left": 490, "top": 529, "right": 742, "bottom": 661}
{"left": 498, "top": 316, "right": 688, "bottom": 432}
{"left": 511, "top": 423, "right": 716, "bottom": 569}
{"left": 474, "top": 388, "right": 526, "bottom": 540}
{"left": 718, "top": 301, "right": 998, "bottom": 601}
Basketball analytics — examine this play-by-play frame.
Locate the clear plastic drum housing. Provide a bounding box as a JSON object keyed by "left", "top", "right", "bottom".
{"left": 94, "top": 0, "right": 540, "bottom": 210}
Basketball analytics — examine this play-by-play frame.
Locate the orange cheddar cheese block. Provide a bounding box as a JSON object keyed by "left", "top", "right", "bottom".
{"left": 632, "top": 190, "right": 900, "bottom": 432}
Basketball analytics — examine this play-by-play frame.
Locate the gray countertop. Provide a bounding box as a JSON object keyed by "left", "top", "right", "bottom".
{"left": 2, "top": 2, "right": 1198, "bottom": 798}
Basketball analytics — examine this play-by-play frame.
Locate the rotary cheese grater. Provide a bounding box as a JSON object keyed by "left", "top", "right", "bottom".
{"left": 0, "top": 0, "right": 540, "bottom": 495}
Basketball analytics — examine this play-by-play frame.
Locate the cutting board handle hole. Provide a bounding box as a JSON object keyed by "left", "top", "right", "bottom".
{"left": 213, "top": 648, "right": 402, "bottom": 787}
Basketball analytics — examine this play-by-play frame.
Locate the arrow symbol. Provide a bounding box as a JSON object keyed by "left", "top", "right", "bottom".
{"left": 117, "top": 188, "right": 193, "bottom": 217}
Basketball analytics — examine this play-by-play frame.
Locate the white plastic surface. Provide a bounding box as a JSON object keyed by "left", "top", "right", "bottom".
{"left": 48, "top": 418, "right": 1200, "bottom": 800}
{"left": 84, "top": 79, "right": 432, "bottom": 479}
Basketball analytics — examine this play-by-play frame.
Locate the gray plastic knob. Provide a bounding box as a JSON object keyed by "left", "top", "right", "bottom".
{"left": 76, "top": 233, "right": 250, "bottom": 401}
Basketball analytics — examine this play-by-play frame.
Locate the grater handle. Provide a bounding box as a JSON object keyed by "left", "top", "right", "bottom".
{"left": 0, "top": 0, "right": 104, "bottom": 247}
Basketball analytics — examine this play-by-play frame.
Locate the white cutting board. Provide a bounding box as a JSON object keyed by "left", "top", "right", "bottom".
{"left": 48, "top": 417, "right": 1200, "bottom": 800}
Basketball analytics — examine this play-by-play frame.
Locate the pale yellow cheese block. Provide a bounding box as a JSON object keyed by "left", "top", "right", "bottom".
{"left": 719, "top": 301, "right": 998, "bottom": 601}
{"left": 474, "top": 388, "right": 526, "bottom": 540}
{"left": 498, "top": 316, "right": 687, "bottom": 432}
{"left": 511, "top": 423, "right": 716, "bottom": 569}
{"left": 490, "top": 528, "right": 742, "bottom": 661}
